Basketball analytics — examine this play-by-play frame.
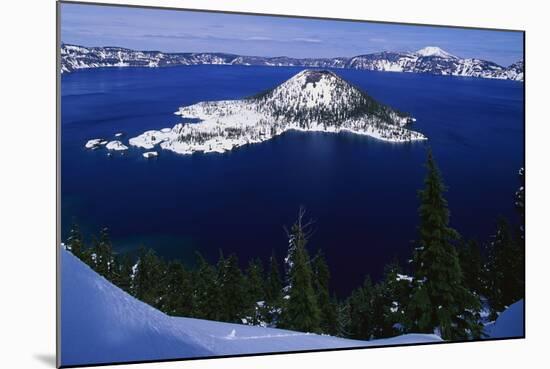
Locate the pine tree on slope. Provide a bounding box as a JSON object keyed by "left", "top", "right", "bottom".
{"left": 133, "top": 247, "right": 165, "bottom": 309}
{"left": 93, "top": 227, "right": 115, "bottom": 280}
{"left": 375, "top": 261, "right": 411, "bottom": 338}
{"left": 348, "top": 276, "right": 376, "bottom": 340}
{"left": 335, "top": 301, "right": 352, "bottom": 338}
{"left": 485, "top": 218, "right": 524, "bottom": 318}
{"left": 312, "top": 251, "right": 338, "bottom": 335}
{"left": 111, "top": 252, "right": 133, "bottom": 294}
{"left": 406, "top": 150, "right": 481, "bottom": 340}
{"left": 280, "top": 207, "right": 321, "bottom": 333}
{"left": 265, "top": 251, "right": 283, "bottom": 325}
{"left": 66, "top": 223, "right": 85, "bottom": 259}
{"left": 218, "top": 253, "right": 247, "bottom": 323}
{"left": 160, "top": 260, "right": 194, "bottom": 317}
{"left": 458, "top": 239, "right": 483, "bottom": 295}
{"left": 193, "top": 253, "right": 221, "bottom": 321}
{"left": 245, "top": 258, "right": 266, "bottom": 325}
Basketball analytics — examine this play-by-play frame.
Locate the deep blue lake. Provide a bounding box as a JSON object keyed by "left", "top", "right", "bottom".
{"left": 61, "top": 65, "right": 524, "bottom": 296}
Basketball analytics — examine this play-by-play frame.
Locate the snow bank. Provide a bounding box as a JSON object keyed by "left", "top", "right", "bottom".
{"left": 84, "top": 138, "right": 107, "bottom": 149}
{"left": 142, "top": 151, "right": 158, "bottom": 158}
{"left": 60, "top": 249, "right": 211, "bottom": 366}
{"left": 105, "top": 140, "right": 128, "bottom": 151}
{"left": 60, "top": 248, "right": 441, "bottom": 366}
{"left": 484, "top": 300, "right": 524, "bottom": 339}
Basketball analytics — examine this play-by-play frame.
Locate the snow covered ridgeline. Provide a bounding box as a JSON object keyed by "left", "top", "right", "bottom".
{"left": 61, "top": 44, "right": 524, "bottom": 81}
{"left": 129, "top": 70, "right": 426, "bottom": 155}
{"left": 60, "top": 247, "right": 442, "bottom": 366}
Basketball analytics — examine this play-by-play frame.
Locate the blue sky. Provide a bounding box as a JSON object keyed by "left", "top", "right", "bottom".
{"left": 61, "top": 3, "right": 523, "bottom": 66}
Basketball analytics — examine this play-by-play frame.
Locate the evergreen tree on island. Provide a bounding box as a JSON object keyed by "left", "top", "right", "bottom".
{"left": 406, "top": 150, "right": 481, "bottom": 340}
{"left": 280, "top": 207, "right": 321, "bottom": 333}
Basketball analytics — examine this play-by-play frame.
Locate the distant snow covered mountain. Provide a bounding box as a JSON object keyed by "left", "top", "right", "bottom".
{"left": 60, "top": 43, "right": 523, "bottom": 81}
{"left": 415, "top": 46, "right": 458, "bottom": 59}
{"left": 126, "top": 69, "right": 425, "bottom": 155}
{"left": 60, "top": 247, "right": 442, "bottom": 366}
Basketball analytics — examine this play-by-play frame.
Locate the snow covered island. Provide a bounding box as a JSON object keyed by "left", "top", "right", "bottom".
{"left": 84, "top": 138, "right": 108, "bottom": 150}
{"left": 105, "top": 140, "right": 128, "bottom": 151}
{"left": 129, "top": 69, "right": 426, "bottom": 155}
{"left": 84, "top": 136, "right": 128, "bottom": 152}
{"left": 142, "top": 151, "right": 158, "bottom": 158}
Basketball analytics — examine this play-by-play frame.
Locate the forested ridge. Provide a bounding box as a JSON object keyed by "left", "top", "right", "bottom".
{"left": 64, "top": 151, "right": 525, "bottom": 340}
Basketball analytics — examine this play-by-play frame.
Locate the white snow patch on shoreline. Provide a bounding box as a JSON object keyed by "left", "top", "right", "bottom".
{"left": 130, "top": 100, "right": 426, "bottom": 156}
{"left": 85, "top": 138, "right": 108, "bottom": 149}
{"left": 142, "top": 151, "right": 158, "bottom": 158}
{"left": 105, "top": 140, "right": 129, "bottom": 151}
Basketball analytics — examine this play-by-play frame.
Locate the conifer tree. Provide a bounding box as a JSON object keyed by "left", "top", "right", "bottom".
{"left": 406, "top": 150, "right": 481, "bottom": 340}
{"left": 246, "top": 259, "right": 265, "bottom": 303}
{"left": 348, "top": 276, "right": 376, "bottom": 340}
{"left": 515, "top": 167, "right": 525, "bottom": 241}
{"left": 513, "top": 167, "right": 525, "bottom": 299}
{"left": 192, "top": 253, "right": 221, "bottom": 320}
{"left": 218, "top": 253, "right": 247, "bottom": 323}
{"left": 160, "top": 260, "right": 193, "bottom": 317}
{"left": 245, "top": 258, "right": 266, "bottom": 325}
{"left": 265, "top": 251, "right": 283, "bottom": 325}
{"left": 87, "top": 237, "right": 100, "bottom": 270}
{"left": 375, "top": 261, "right": 411, "bottom": 338}
{"left": 66, "top": 223, "right": 85, "bottom": 259}
{"left": 335, "top": 301, "right": 352, "bottom": 338}
{"left": 92, "top": 227, "right": 115, "bottom": 279}
{"left": 280, "top": 207, "right": 321, "bottom": 333}
{"left": 112, "top": 252, "right": 133, "bottom": 294}
{"left": 265, "top": 251, "right": 282, "bottom": 304}
{"left": 483, "top": 169, "right": 525, "bottom": 317}
{"left": 88, "top": 228, "right": 115, "bottom": 281}
{"left": 515, "top": 167, "right": 525, "bottom": 294}
{"left": 458, "top": 239, "right": 483, "bottom": 295}
{"left": 485, "top": 218, "right": 524, "bottom": 317}
{"left": 133, "top": 247, "right": 165, "bottom": 309}
{"left": 312, "top": 251, "right": 338, "bottom": 335}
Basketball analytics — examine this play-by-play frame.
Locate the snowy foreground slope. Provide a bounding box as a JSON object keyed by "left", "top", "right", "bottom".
{"left": 484, "top": 299, "right": 525, "bottom": 339}
{"left": 60, "top": 248, "right": 441, "bottom": 366}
